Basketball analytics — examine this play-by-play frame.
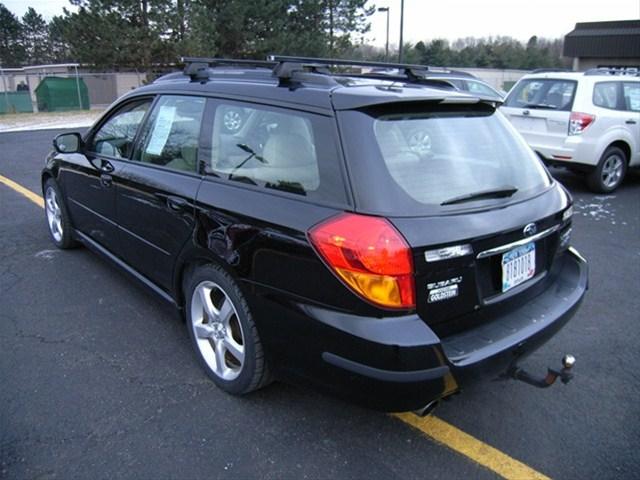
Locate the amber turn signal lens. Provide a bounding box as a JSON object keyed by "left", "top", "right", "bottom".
{"left": 309, "top": 213, "right": 415, "bottom": 309}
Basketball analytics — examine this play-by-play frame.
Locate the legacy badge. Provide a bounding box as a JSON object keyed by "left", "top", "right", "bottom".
{"left": 427, "top": 277, "right": 462, "bottom": 303}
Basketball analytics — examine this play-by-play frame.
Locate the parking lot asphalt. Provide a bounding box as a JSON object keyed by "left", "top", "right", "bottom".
{"left": 1, "top": 129, "right": 639, "bottom": 479}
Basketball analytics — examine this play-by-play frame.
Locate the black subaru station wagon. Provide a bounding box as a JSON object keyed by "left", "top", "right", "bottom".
{"left": 43, "top": 56, "right": 587, "bottom": 413}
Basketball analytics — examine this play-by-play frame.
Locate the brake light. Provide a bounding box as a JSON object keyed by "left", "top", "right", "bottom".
{"left": 568, "top": 112, "right": 595, "bottom": 135}
{"left": 309, "top": 213, "right": 415, "bottom": 309}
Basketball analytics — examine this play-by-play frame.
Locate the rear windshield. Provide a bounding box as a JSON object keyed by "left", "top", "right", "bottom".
{"left": 338, "top": 104, "right": 551, "bottom": 216}
{"left": 504, "top": 78, "right": 576, "bottom": 111}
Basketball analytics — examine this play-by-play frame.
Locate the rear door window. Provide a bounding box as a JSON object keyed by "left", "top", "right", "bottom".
{"left": 593, "top": 82, "right": 620, "bottom": 110}
{"left": 466, "top": 80, "right": 498, "bottom": 97}
{"left": 204, "top": 101, "right": 348, "bottom": 204}
{"left": 622, "top": 83, "right": 640, "bottom": 112}
{"left": 505, "top": 79, "right": 576, "bottom": 111}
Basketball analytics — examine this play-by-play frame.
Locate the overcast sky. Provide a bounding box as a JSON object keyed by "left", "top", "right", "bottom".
{"left": 4, "top": 0, "right": 640, "bottom": 46}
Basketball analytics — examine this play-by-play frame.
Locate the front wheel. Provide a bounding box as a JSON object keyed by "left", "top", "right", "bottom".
{"left": 586, "top": 146, "right": 627, "bottom": 193}
{"left": 185, "top": 264, "right": 272, "bottom": 395}
{"left": 43, "top": 179, "right": 77, "bottom": 249}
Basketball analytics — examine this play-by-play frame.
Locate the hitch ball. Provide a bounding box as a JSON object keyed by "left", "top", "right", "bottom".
{"left": 562, "top": 354, "right": 576, "bottom": 369}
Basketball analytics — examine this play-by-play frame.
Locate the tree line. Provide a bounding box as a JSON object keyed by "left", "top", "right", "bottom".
{"left": 0, "top": 1, "right": 565, "bottom": 70}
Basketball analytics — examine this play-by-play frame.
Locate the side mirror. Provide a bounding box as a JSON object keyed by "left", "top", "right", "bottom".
{"left": 53, "top": 132, "right": 83, "bottom": 154}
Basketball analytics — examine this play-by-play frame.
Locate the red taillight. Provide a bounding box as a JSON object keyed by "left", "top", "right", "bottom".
{"left": 309, "top": 213, "right": 415, "bottom": 309}
{"left": 568, "top": 112, "right": 595, "bottom": 135}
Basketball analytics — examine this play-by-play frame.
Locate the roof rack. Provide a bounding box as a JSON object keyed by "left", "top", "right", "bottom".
{"left": 530, "top": 68, "right": 572, "bottom": 74}
{"left": 181, "top": 56, "right": 276, "bottom": 81}
{"left": 179, "top": 55, "right": 461, "bottom": 91}
{"left": 267, "top": 55, "right": 432, "bottom": 81}
{"left": 585, "top": 66, "right": 639, "bottom": 76}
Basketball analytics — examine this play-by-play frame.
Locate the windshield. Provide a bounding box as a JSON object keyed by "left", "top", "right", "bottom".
{"left": 338, "top": 104, "right": 551, "bottom": 216}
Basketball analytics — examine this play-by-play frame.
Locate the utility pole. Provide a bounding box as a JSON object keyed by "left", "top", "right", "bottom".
{"left": 377, "top": 7, "right": 390, "bottom": 62}
{"left": 398, "top": 0, "right": 405, "bottom": 63}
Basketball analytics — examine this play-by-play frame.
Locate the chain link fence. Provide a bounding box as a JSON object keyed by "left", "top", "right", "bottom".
{"left": 1, "top": 65, "right": 149, "bottom": 114}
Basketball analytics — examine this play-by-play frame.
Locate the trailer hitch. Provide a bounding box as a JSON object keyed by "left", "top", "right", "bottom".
{"left": 507, "top": 355, "right": 575, "bottom": 388}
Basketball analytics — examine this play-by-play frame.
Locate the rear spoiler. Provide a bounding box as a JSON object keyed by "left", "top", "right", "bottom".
{"left": 331, "top": 91, "right": 502, "bottom": 111}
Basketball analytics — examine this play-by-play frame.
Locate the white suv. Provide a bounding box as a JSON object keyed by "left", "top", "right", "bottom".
{"left": 501, "top": 68, "right": 640, "bottom": 192}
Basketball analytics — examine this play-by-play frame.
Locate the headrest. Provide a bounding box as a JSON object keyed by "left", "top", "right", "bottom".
{"left": 262, "top": 133, "right": 315, "bottom": 168}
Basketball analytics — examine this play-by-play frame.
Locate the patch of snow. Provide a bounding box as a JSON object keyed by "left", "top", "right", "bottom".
{"left": 0, "top": 110, "right": 103, "bottom": 132}
{"left": 573, "top": 196, "right": 623, "bottom": 226}
{"left": 35, "top": 249, "right": 58, "bottom": 260}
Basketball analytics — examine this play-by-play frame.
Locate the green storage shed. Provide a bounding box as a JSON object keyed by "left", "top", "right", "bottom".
{"left": 35, "top": 77, "right": 90, "bottom": 112}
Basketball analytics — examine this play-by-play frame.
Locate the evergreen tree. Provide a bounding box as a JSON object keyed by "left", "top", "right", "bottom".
{"left": 48, "top": 16, "right": 71, "bottom": 63}
{"left": 323, "top": 0, "right": 374, "bottom": 56}
{"left": 0, "top": 3, "right": 24, "bottom": 66}
{"left": 21, "top": 7, "right": 49, "bottom": 65}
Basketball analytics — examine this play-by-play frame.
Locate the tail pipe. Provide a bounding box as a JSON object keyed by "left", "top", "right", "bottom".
{"left": 508, "top": 355, "right": 576, "bottom": 388}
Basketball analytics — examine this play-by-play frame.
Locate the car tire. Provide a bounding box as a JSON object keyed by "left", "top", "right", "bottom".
{"left": 43, "top": 178, "right": 77, "bottom": 249}
{"left": 185, "top": 264, "right": 272, "bottom": 395}
{"left": 586, "top": 146, "right": 627, "bottom": 193}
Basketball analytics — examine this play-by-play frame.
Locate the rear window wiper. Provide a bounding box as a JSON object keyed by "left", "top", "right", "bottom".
{"left": 440, "top": 186, "right": 518, "bottom": 206}
{"left": 521, "top": 103, "right": 557, "bottom": 110}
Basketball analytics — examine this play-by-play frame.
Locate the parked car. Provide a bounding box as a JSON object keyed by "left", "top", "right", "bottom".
{"left": 42, "top": 56, "right": 587, "bottom": 413}
{"left": 426, "top": 72, "right": 504, "bottom": 100}
{"left": 370, "top": 66, "right": 504, "bottom": 101}
{"left": 501, "top": 67, "right": 640, "bottom": 193}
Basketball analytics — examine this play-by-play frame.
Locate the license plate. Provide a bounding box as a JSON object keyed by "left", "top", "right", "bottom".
{"left": 501, "top": 243, "right": 536, "bottom": 292}
{"left": 513, "top": 116, "right": 546, "bottom": 133}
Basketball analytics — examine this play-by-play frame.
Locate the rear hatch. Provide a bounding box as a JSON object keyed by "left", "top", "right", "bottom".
{"left": 391, "top": 189, "right": 569, "bottom": 336}
{"left": 336, "top": 99, "right": 571, "bottom": 336}
{"left": 501, "top": 77, "right": 577, "bottom": 152}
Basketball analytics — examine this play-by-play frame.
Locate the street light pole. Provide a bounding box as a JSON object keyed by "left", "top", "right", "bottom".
{"left": 377, "top": 7, "right": 390, "bottom": 62}
{"left": 398, "top": 0, "right": 405, "bottom": 63}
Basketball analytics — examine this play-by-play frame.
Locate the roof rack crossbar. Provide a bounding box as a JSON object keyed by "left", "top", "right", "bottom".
{"left": 530, "top": 68, "right": 572, "bottom": 74}
{"left": 267, "top": 55, "right": 428, "bottom": 71}
{"left": 272, "top": 61, "right": 335, "bottom": 81}
{"left": 585, "top": 66, "right": 639, "bottom": 76}
{"left": 181, "top": 57, "right": 277, "bottom": 68}
{"left": 267, "top": 54, "right": 434, "bottom": 81}
{"left": 181, "top": 56, "right": 277, "bottom": 81}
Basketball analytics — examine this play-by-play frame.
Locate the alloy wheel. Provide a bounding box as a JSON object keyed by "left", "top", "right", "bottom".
{"left": 601, "top": 154, "right": 624, "bottom": 189}
{"left": 45, "top": 187, "right": 63, "bottom": 242}
{"left": 190, "top": 280, "right": 245, "bottom": 381}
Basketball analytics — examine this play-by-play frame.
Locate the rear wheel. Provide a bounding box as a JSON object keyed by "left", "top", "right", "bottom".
{"left": 185, "top": 264, "right": 272, "bottom": 394}
{"left": 586, "top": 146, "right": 627, "bottom": 193}
{"left": 44, "top": 179, "right": 77, "bottom": 249}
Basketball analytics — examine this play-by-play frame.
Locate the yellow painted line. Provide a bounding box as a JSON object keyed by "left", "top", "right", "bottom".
{"left": 393, "top": 413, "right": 551, "bottom": 480}
{"left": 0, "top": 174, "right": 44, "bottom": 208}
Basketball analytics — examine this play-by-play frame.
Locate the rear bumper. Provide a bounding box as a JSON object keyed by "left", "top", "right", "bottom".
{"left": 249, "top": 248, "right": 588, "bottom": 412}
{"left": 528, "top": 135, "right": 601, "bottom": 168}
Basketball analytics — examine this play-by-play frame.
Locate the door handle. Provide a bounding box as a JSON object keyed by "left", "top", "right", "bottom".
{"left": 625, "top": 119, "right": 637, "bottom": 125}
{"left": 166, "top": 195, "right": 189, "bottom": 211}
{"left": 100, "top": 174, "right": 113, "bottom": 188}
{"left": 100, "top": 159, "right": 115, "bottom": 172}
